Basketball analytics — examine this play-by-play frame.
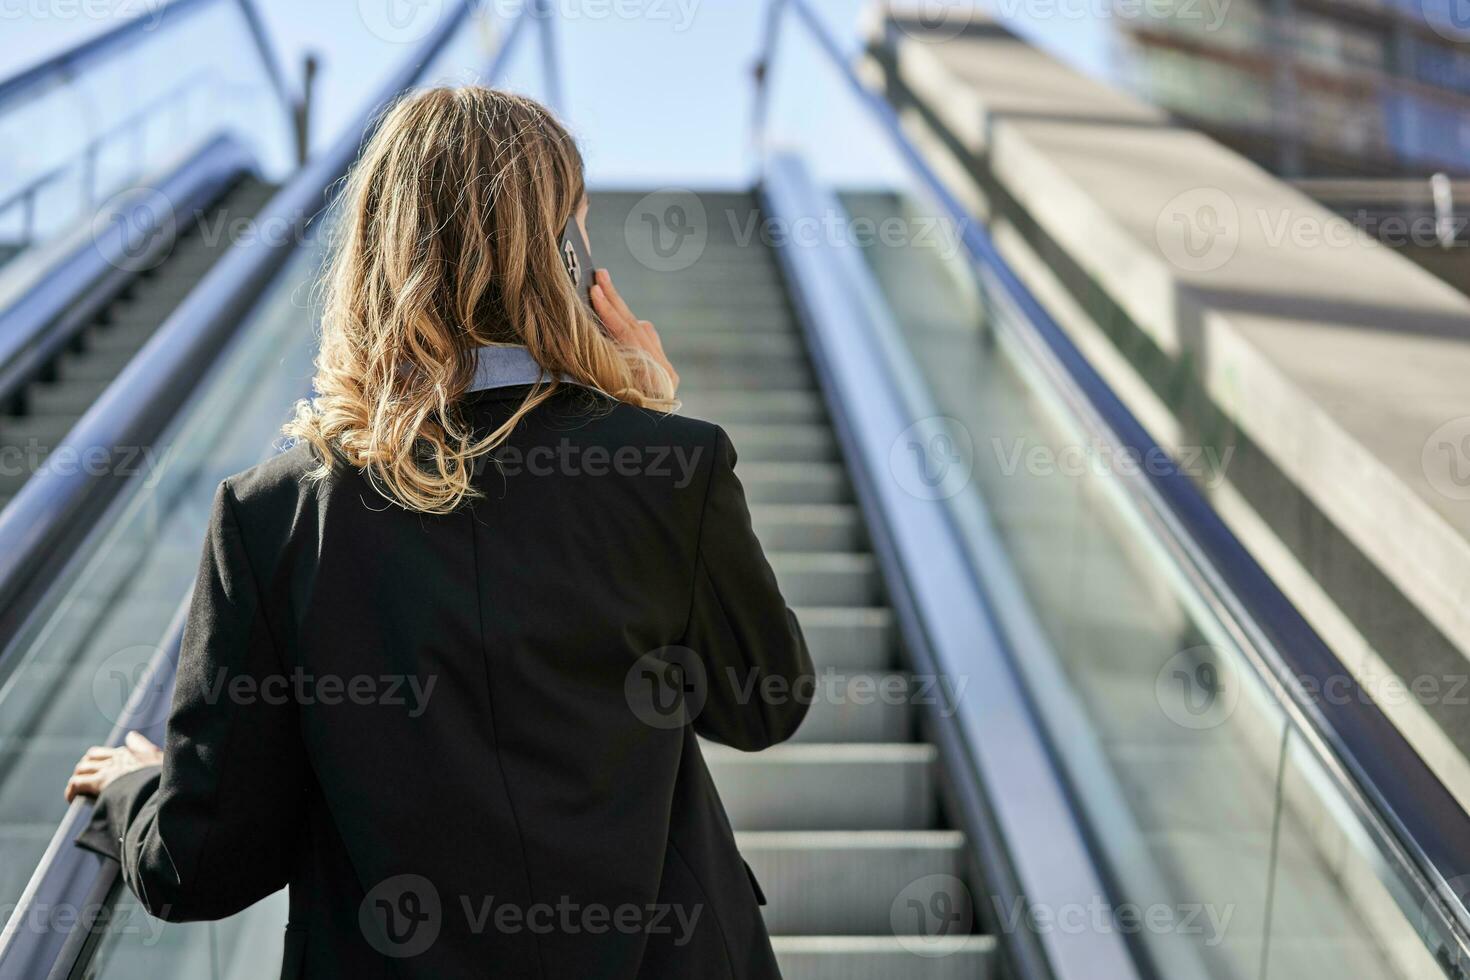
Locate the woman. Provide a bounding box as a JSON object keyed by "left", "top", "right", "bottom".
{"left": 65, "top": 87, "right": 812, "bottom": 979}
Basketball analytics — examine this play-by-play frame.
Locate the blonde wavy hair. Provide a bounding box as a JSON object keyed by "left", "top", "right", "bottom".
{"left": 285, "top": 86, "right": 678, "bottom": 514}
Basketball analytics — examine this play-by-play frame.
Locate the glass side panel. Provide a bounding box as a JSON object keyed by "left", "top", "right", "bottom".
{"left": 762, "top": 15, "right": 1450, "bottom": 980}
{"left": 0, "top": 0, "right": 292, "bottom": 280}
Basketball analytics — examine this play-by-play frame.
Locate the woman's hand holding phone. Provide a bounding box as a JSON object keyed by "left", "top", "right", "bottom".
{"left": 591, "top": 269, "right": 679, "bottom": 394}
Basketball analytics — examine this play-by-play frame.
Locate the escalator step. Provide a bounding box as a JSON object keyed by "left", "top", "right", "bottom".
{"left": 770, "top": 552, "right": 882, "bottom": 607}
{"left": 740, "top": 462, "right": 851, "bottom": 505}
{"left": 752, "top": 505, "right": 865, "bottom": 552}
{"left": 56, "top": 347, "right": 140, "bottom": 383}
{"left": 719, "top": 424, "right": 838, "bottom": 463}
{"left": 24, "top": 379, "right": 105, "bottom": 417}
{"left": 741, "top": 830, "right": 969, "bottom": 934}
{"left": 797, "top": 607, "right": 897, "bottom": 672}
{"left": 0, "top": 414, "right": 75, "bottom": 454}
{"left": 706, "top": 743, "right": 938, "bottom": 831}
{"left": 790, "top": 672, "right": 914, "bottom": 743}
{"left": 677, "top": 390, "right": 826, "bottom": 425}
{"left": 677, "top": 359, "right": 813, "bottom": 389}
{"left": 662, "top": 331, "right": 806, "bottom": 358}
{"left": 772, "top": 935, "right": 998, "bottom": 980}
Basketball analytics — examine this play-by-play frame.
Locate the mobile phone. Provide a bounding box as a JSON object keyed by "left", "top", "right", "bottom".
{"left": 558, "top": 217, "right": 595, "bottom": 310}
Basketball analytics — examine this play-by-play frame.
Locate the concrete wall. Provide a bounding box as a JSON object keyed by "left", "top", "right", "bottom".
{"left": 862, "top": 12, "right": 1470, "bottom": 813}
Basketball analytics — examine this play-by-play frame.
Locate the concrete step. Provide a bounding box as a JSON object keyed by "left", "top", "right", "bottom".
{"left": 707, "top": 743, "right": 937, "bottom": 830}
{"left": 740, "top": 463, "right": 850, "bottom": 505}
{"left": 772, "top": 936, "right": 998, "bottom": 980}
{"left": 678, "top": 390, "right": 827, "bottom": 425}
{"left": 771, "top": 553, "right": 882, "bottom": 607}
{"left": 725, "top": 425, "right": 839, "bottom": 463}
{"left": 742, "top": 830, "right": 969, "bottom": 934}
{"left": 797, "top": 607, "right": 897, "bottom": 672}
{"left": 792, "top": 672, "right": 914, "bottom": 743}
{"left": 752, "top": 505, "right": 865, "bottom": 552}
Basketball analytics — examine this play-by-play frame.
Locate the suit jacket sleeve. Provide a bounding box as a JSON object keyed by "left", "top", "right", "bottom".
{"left": 680, "top": 426, "right": 814, "bottom": 750}
{"left": 76, "top": 480, "right": 305, "bottom": 922}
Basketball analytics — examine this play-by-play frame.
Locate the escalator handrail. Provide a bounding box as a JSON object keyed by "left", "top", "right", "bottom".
{"left": 0, "top": 133, "right": 257, "bottom": 410}
{"left": 0, "top": 4, "right": 544, "bottom": 976}
{"left": 758, "top": 0, "right": 1470, "bottom": 960}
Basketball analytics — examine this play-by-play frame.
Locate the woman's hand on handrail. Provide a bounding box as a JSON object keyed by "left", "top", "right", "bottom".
{"left": 592, "top": 268, "right": 679, "bottom": 394}
{"left": 64, "top": 731, "right": 163, "bottom": 803}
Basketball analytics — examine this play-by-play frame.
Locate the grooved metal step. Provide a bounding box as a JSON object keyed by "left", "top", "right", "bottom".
{"left": 790, "top": 672, "right": 914, "bottom": 743}
{"left": 706, "top": 743, "right": 938, "bottom": 830}
{"left": 771, "top": 552, "right": 882, "bottom": 607}
{"left": 724, "top": 424, "right": 840, "bottom": 462}
{"left": 677, "top": 389, "right": 826, "bottom": 425}
{"left": 752, "top": 505, "right": 864, "bottom": 552}
{"left": 773, "top": 936, "right": 998, "bottom": 980}
{"left": 678, "top": 358, "right": 813, "bottom": 389}
{"left": 740, "top": 830, "right": 969, "bottom": 933}
{"left": 740, "top": 462, "right": 851, "bottom": 505}
{"left": 796, "top": 607, "right": 897, "bottom": 672}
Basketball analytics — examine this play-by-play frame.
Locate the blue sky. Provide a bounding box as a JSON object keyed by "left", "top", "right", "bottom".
{"left": 0, "top": 1, "right": 1115, "bottom": 186}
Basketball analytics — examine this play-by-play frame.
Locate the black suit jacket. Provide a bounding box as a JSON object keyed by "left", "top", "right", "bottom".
{"left": 79, "top": 384, "right": 814, "bottom": 979}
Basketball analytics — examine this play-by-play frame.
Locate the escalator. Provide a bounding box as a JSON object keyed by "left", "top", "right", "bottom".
{"left": 6, "top": 1, "right": 1470, "bottom": 979}
{"left": 0, "top": 175, "right": 276, "bottom": 511}
{"left": 591, "top": 190, "right": 994, "bottom": 978}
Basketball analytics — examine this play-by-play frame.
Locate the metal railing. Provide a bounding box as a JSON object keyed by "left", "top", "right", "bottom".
{"left": 756, "top": 0, "right": 1470, "bottom": 974}
{"left": 0, "top": 2, "right": 551, "bottom": 977}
